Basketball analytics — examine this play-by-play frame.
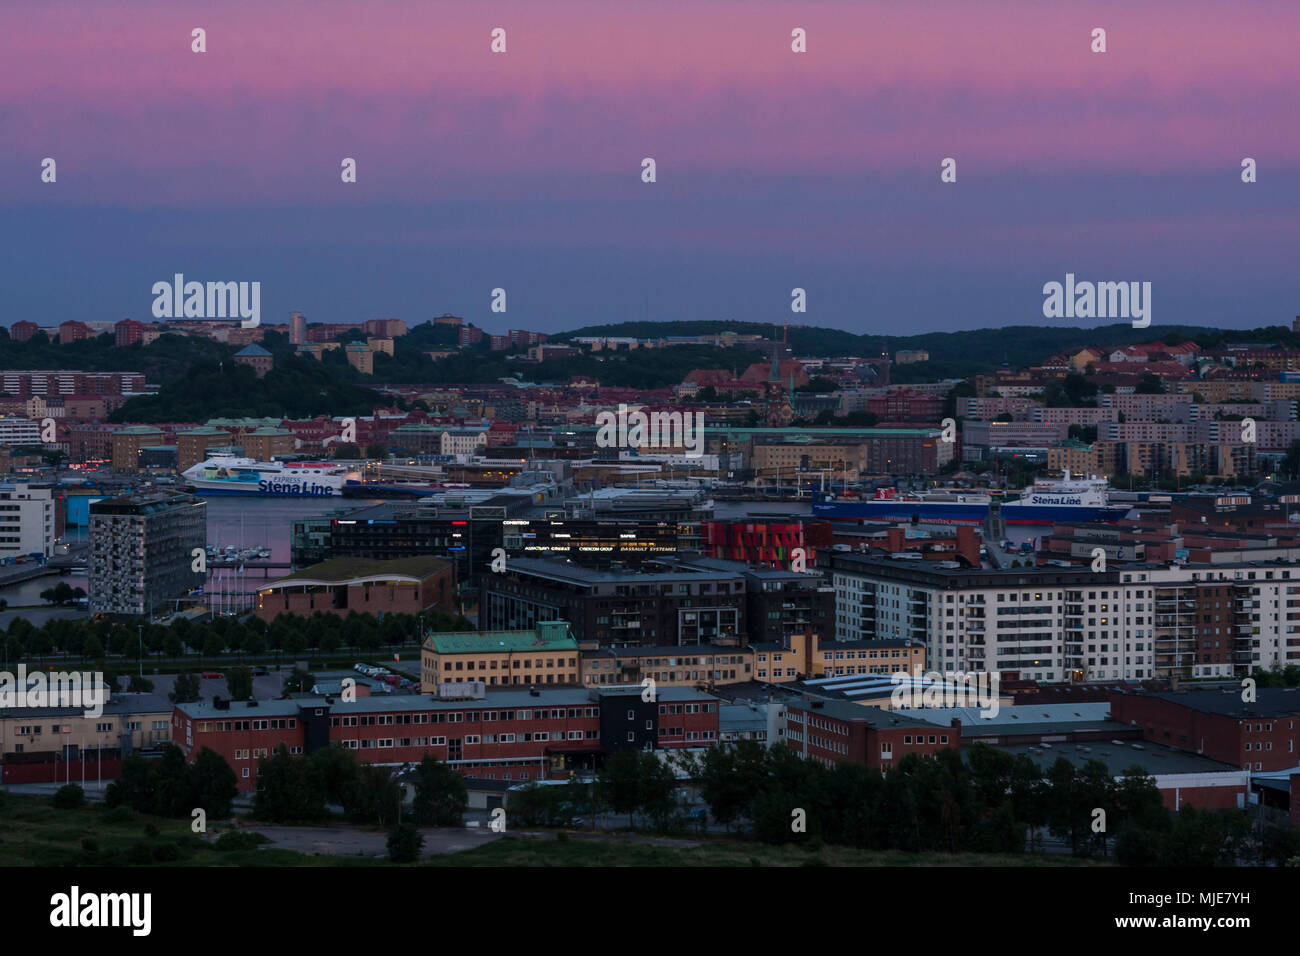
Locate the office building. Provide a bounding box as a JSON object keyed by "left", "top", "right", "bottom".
{"left": 88, "top": 492, "right": 206, "bottom": 617}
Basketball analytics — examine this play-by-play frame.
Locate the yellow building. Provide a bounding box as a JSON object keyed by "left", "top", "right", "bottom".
{"left": 0, "top": 689, "right": 173, "bottom": 765}
{"left": 582, "top": 646, "right": 756, "bottom": 688}
{"left": 345, "top": 345, "right": 374, "bottom": 375}
{"left": 421, "top": 621, "right": 580, "bottom": 690}
{"left": 812, "top": 639, "right": 925, "bottom": 678}
{"left": 751, "top": 442, "right": 866, "bottom": 481}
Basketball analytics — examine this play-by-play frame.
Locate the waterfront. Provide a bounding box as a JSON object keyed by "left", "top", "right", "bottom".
{"left": 1, "top": 494, "right": 1038, "bottom": 624}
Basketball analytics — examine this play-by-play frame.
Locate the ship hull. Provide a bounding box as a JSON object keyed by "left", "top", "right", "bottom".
{"left": 184, "top": 478, "right": 346, "bottom": 497}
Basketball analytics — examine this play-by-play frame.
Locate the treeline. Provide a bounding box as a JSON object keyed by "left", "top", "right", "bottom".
{"left": 109, "top": 357, "right": 391, "bottom": 422}
{"left": 0, "top": 328, "right": 229, "bottom": 382}
{"left": 557, "top": 320, "right": 1247, "bottom": 367}
{"left": 107, "top": 744, "right": 239, "bottom": 819}
{"left": 545, "top": 740, "right": 1300, "bottom": 865}
{"left": 3, "top": 609, "right": 473, "bottom": 668}
{"left": 253, "top": 746, "right": 467, "bottom": 828}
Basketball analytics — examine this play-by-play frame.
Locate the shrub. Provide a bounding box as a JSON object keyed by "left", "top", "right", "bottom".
{"left": 81, "top": 837, "right": 99, "bottom": 853}
{"left": 127, "top": 842, "right": 153, "bottom": 865}
{"left": 53, "top": 784, "right": 85, "bottom": 810}
{"left": 101, "top": 805, "right": 135, "bottom": 824}
{"left": 151, "top": 842, "right": 180, "bottom": 862}
{"left": 213, "top": 830, "right": 270, "bottom": 852}
{"left": 387, "top": 822, "right": 423, "bottom": 863}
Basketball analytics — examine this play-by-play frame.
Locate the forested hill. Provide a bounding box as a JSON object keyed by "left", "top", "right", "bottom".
{"left": 553, "top": 321, "right": 1294, "bottom": 366}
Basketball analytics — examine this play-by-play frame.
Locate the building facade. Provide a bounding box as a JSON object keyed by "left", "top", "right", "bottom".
{"left": 88, "top": 493, "right": 207, "bottom": 617}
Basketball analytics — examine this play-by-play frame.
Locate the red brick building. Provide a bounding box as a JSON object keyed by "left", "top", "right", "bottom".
{"left": 865, "top": 388, "right": 946, "bottom": 423}
{"left": 114, "top": 318, "right": 144, "bottom": 347}
{"left": 9, "top": 321, "right": 38, "bottom": 343}
{"left": 254, "top": 556, "right": 455, "bottom": 623}
{"left": 174, "top": 685, "right": 720, "bottom": 791}
{"left": 783, "top": 698, "right": 960, "bottom": 769}
{"left": 1110, "top": 688, "right": 1300, "bottom": 772}
{"left": 57, "top": 320, "right": 92, "bottom": 344}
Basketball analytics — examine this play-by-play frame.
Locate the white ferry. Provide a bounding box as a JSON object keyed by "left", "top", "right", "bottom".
{"left": 181, "top": 455, "right": 359, "bottom": 497}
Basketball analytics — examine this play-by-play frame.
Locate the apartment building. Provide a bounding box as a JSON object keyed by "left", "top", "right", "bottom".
{"left": 0, "top": 482, "right": 54, "bottom": 559}
{"left": 88, "top": 492, "right": 207, "bottom": 617}
{"left": 421, "top": 621, "right": 581, "bottom": 690}
{"left": 829, "top": 552, "right": 1300, "bottom": 684}
{"left": 480, "top": 556, "right": 748, "bottom": 647}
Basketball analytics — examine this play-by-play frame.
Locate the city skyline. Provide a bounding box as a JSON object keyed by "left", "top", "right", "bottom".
{"left": 3, "top": 0, "right": 1299, "bottom": 333}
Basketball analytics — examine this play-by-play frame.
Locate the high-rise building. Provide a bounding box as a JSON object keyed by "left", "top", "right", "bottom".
{"left": 0, "top": 482, "right": 55, "bottom": 559}
{"left": 88, "top": 492, "right": 206, "bottom": 617}
{"left": 289, "top": 311, "right": 306, "bottom": 345}
{"left": 114, "top": 318, "right": 144, "bottom": 347}
{"left": 0, "top": 416, "right": 41, "bottom": 448}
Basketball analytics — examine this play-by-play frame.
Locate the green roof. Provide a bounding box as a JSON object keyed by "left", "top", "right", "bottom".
{"left": 278, "top": 555, "right": 450, "bottom": 584}
{"left": 425, "top": 621, "right": 576, "bottom": 655}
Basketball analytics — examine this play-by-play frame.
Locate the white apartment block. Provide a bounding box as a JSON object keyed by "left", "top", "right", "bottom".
{"left": 0, "top": 416, "right": 41, "bottom": 447}
{"left": 0, "top": 482, "right": 55, "bottom": 559}
{"left": 829, "top": 553, "right": 1300, "bottom": 685}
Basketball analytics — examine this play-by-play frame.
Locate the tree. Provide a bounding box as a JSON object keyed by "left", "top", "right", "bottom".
{"left": 105, "top": 753, "right": 155, "bottom": 812}
{"left": 170, "top": 672, "right": 201, "bottom": 704}
{"left": 409, "top": 755, "right": 468, "bottom": 826}
{"left": 387, "top": 822, "right": 424, "bottom": 862}
{"left": 636, "top": 751, "right": 681, "bottom": 830}
{"left": 126, "top": 674, "right": 154, "bottom": 693}
{"left": 1134, "top": 373, "right": 1165, "bottom": 395}
{"left": 700, "top": 739, "right": 767, "bottom": 832}
{"left": 283, "top": 667, "right": 316, "bottom": 694}
{"left": 253, "top": 744, "right": 328, "bottom": 823}
{"left": 192, "top": 747, "right": 238, "bottom": 818}
{"left": 53, "top": 784, "right": 85, "bottom": 809}
{"left": 150, "top": 744, "right": 195, "bottom": 817}
{"left": 351, "top": 764, "right": 402, "bottom": 826}
{"left": 364, "top": 442, "right": 388, "bottom": 459}
{"left": 225, "top": 665, "right": 253, "bottom": 701}
{"left": 599, "top": 751, "right": 644, "bottom": 828}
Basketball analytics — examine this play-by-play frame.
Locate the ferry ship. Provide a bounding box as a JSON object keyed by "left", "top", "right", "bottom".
{"left": 181, "top": 455, "right": 360, "bottom": 497}
{"left": 813, "top": 472, "right": 1132, "bottom": 525}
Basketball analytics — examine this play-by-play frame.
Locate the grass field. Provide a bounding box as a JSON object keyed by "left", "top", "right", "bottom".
{"left": 0, "top": 792, "right": 1111, "bottom": 867}
{"left": 426, "top": 835, "right": 1112, "bottom": 867}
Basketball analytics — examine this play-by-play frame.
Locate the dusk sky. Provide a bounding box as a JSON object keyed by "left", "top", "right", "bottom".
{"left": 3, "top": 0, "right": 1298, "bottom": 334}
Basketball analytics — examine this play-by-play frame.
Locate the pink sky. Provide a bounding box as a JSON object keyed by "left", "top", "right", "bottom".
{"left": 4, "top": 0, "right": 1298, "bottom": 203}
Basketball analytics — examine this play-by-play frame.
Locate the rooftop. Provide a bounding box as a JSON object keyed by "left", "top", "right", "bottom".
{"left": 993, "top": 740, "right": 1245, "bottom": 778}
{"left": 425, "top": 622, "right": 577, "bottom": 655}
{"left": 269, "top": 555, "right": 450, "bottom": 586}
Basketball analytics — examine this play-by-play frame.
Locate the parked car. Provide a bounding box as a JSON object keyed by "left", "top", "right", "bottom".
{"left": 201, "top": 671, "right": 224, "bottom": 679}
{"left": 252, "top": 667, "right": 269, "bottom": 676}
